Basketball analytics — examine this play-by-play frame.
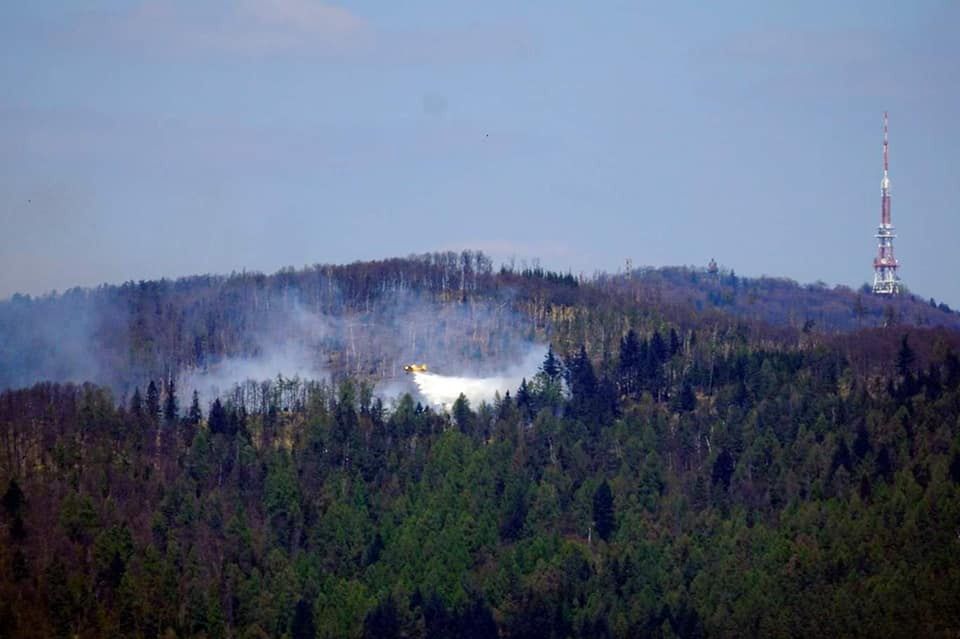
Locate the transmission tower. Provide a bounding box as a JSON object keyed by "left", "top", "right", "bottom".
{"left": 872, "top": 111, "right": 901, "bottom": 295}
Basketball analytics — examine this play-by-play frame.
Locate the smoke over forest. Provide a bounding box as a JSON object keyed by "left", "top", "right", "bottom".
{"left": 1, "top": 251, "right": 959, "bottom": 410}
{"left": 409, "top": 345, "right": 546, "bottom": 408}
{"left": 0, "top": 253, "right": 551, "bottom": 408}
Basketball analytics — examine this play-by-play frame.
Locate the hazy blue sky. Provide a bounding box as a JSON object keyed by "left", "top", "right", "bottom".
{"left": 2, "top": 1, "right": 958, "bottom": 306}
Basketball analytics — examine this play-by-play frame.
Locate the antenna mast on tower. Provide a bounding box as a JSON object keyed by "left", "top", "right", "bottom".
{"left": 872, "top": 112, "right": 901, "bottom": 295}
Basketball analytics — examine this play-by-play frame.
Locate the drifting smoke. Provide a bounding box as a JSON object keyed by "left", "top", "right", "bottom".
{"left": 180, "top": 339, "right": 328, "bottom": 409}
{"left": 0, "top": 274, "right": 546, "bottom": 414}
{"left": 0, "top": 288, "right": 110, "bottom": 390}
{"left": 409, "top": 344, "right": 546, "bottom": 408}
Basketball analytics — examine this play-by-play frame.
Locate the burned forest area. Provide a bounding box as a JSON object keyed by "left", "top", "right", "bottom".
{"left": 2, "top": 252, "right": 960, "bottom": 638}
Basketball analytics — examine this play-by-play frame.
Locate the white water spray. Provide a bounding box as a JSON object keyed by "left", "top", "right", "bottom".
{"left": 408, "top": 345, "right": 546, "bottom": 408}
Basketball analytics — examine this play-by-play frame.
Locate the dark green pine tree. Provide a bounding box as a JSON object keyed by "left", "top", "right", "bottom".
{"left": 187, "top": 391, "right": 202, "bottom": 425}
{"left": 362, "top": 532, "right": 384, "bottom": 567}
{"left": 650, "top": 330, "right": 668, "bottom": 365}
{"left": 592, "top": 480, "right": 615, "bottom": 541}
{"left": 45, "top": 558, "right": 77, "bottom": 639}
{"left": 895, "top": 334, "right": 916, "bottom": 398}
{"left": 163, "top": 377, "right": 178, "bottom": 423}
{"left": 532, "top": 348, "right": 566, "bottom": 413}
{"left": 669, "top": 327, "right": 681, "bottom": 357}
{"left": 208, "top": 398, "right": 227, "bottom": 435}
{"left": 452, "top": 393, "right": 473, "bottom": 434}
{"left": 515, "top": 378, "right": 533, "bottom": 421}
{"left": 676, "top": 379, "right": 696, "bottom": 412}
{"left": 876, "top": 446, "right": 894, "bottom": 483}
{"left": 852, "top": 424, "right": 871, "bottom": 459}
{"left": 541, "top": 345, "right": 562, "bottom": 383}
{"left": 363, "top": 597, "right": 400, "bottom": 639}
{"left": 896, "top": 334, "right": 915, "bottom": 378}
{"left": 859, "top": 474, "right": 873, "bottom": 501}
{"left": 568, "top": 345, "right": 598, "bottom": 421}
{"left": 831, "top": 439, "right": 852, "bottom": 475}
{"left": 644, "top": 330, "right": 669, "bottom": 398}
{"left": 2, "top": 479, "right": 25, "bottom": 518}
{"left": 712, "top": 450, "right": 735, "bottom": 489}
{"left": 129, "top": 387, "right": 143, "bottom": 418}
{"left": 291, "top": 599, "right": 316, "bottom": 639}
{"left": 146, "top": 381, "right": 161, "bottom": 421}
{"left": 456, "top": 595, "right": 498, "bottom": 639}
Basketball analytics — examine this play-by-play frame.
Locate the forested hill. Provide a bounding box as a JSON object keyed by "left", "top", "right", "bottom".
{"left": 1, "top": 251, "right": 958, "bottom": 393}
{"left": 1, "top": 251, "right": 960, "bottom": 637}
{"left": 624, "top": 265, "right": 959, "bottom": 332}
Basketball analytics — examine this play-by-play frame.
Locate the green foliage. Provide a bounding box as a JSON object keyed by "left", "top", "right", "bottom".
{"left": 2, "top": 296, "right": 960, "bottom": 637}
{"left": 146, "top": 380, "right": 160, "bottom": 421}
{"left": 59, "top": 491, "right": 98, "bottom": 542}
{"left": 592, "top": 480, "right": 615, "bottom": 541}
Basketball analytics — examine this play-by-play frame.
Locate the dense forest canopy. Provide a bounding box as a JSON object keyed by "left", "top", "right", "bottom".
{"left": 1, "top": 252, "right": 960, "bottom": 638}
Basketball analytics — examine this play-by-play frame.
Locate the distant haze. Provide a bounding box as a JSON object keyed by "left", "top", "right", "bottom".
{"left": 1, "top": 2, "right": 958, "bottom": 307}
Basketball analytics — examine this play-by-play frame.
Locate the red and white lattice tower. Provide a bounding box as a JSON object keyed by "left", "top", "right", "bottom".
{"left": 872, "top": 112, "right": 901, "bottom": 295}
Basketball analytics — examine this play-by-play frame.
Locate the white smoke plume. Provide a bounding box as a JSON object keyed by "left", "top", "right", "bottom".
{"left": 176, "top": 290, "right": 544, "bottom": 411}
{"left": 408, "top": 344, "right": 546, "bottom": 409}
{"left": 180, "top": 340, "right": 328, "bottom": 409}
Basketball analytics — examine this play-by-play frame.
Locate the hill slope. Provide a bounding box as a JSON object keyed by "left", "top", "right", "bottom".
{"left": 1, "top": 253, "right": 960, "bottom": 637}
{"left": 2, "top": 252, "right": 957, "bottom": 394}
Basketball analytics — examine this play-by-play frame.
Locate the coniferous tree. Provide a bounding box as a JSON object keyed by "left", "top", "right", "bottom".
{"left": 145, "top": 381, "right": 160, "bottom": 421}
{"left": 452, "top": 393, "right": 473, "bottom": 434}
{"left": 208, "top": 398, "right": 227, "bottom": 435}
{"left": 129, "top": 387, "right": 143, "bottom": 418}
{"left": 831, "top": 439, "right": 852, "bottom": 475}
{"left": 500, "top": 480, "right": 528, "bottom": 542}
{"left": 567, "top": 345, "right": 599, "bottom": 422}
{"left": 187, "top": 391, "right": 202, "bottom": 425}
{"left": 291, "top": 599, "right": 316, "bottom": 639}
{"left": 163, "top": 377, "right": 178, "bottom": 423}
{"left": 458, "top": 595, "right": 498, "bottom": 639}
{"left": 363, "top": 597, "right": 399, "bottom": 639}
{"left": 852, "top": 424, "right": 871, "bottom": 459}
{"left": 541, "top": 345, "right": 562, "bottom": 383}
{"left": 2, "top": 479, "right": 24, "bottom": 518}
{"left": 650, "top": 330, "right": 668, "bottom": 366}
{"left": 532, "top": 349, "right": 565, "bottom": 413}
{"left": 896, "top": 334, "right": 915, "bottom": 378}
{"left": 592, "top": 480, "right": 615, "bottom": 541}
{"left": 362, "top": 532, "right": 384, "bottom": 567}
{"left": 669, "top": 327, "right": 681, "bottom": 357}
{"left": 876, "top": 446, "right": 894, "bottom": 483}
{"left": 644, "top": 332, "right": 667, "bottom": 398}
{"left": 516, "top": 378, "right": 530, "bottom": 409}
{"left": 924, "top": 363, "right": 943, "bottom": 400}
{"left": 676, "top": 379, "right": 696, "bottom": 412}
{"left": 712, "top": 450, "right": 735, "bottom": 489}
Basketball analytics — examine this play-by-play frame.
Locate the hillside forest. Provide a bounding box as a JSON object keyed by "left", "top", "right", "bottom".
{"left": 1, "top": 252, "right": 960, "bottom": 638}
